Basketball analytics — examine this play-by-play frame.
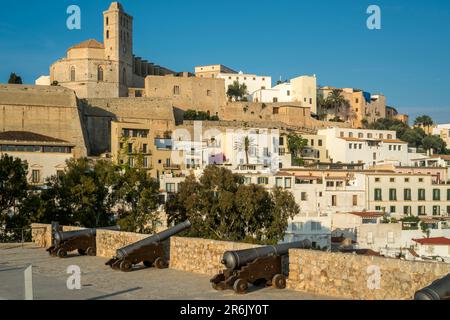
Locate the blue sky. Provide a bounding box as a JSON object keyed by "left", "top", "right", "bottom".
{"left": 1, "top": 0, "right": 449, "bottom": 123}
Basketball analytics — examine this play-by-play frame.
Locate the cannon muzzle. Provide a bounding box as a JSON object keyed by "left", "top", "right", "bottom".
{"left": 415, "top": 274, "right": 450, "bottom": 300}
{"left": 222, "top": 239, "right": 311, "bottom": 271}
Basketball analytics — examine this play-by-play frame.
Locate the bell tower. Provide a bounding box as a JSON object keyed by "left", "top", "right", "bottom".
{"left": 103, "top": 2, "right": 133, "bottom": 95}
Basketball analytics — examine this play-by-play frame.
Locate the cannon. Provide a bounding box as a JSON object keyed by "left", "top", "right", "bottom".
{"left": 105, "top": 220, "right": 191, "bottom": 272}
{"left": 414, "top": 274, "right": 450, "bottom": 300}
{"left": 47, "top": 225, "right": 120, "bottom": 258}
{"left": 210, "top": 240, "right": 311, "bottom": 294}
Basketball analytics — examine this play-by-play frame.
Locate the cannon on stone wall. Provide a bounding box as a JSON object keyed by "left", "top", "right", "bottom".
{"left": 105, "top": 220, "right": 191, "bottom": 272}
{"left": 47, "top": 225, "right": 120, "bottom": 258}
{"left": 414, "top": 274, "right": 450, "bottom": 300}
{"left": 210, "top": 240, "right": 311, "bottom": 294}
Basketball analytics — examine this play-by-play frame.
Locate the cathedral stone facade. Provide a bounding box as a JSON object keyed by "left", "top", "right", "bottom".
{"left": 50, "top": 2, "right": 174, "bottom": 98}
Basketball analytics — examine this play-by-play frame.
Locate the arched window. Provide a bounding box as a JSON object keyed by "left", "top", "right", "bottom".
{"left": 106, "top": 30, "right": 109, "bottom": 39}
{"left": 70, "top": 67, "right": 76, "bottom": 81}
{"left": 106, "top": 17, "right": 109, "bottom": 26}
{"left": 122, "top": 68, "right": 126, "bottom": 85}
{"left": 98, "top": 66, "right": 104, "bottom": 82}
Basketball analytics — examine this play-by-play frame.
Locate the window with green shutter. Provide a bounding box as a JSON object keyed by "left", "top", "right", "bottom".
{"left": 418, "top": 189, "right": 426, "bottom": 201}
{"left": 433, "top": 189, "right": 441, "bottom": 201}
{"left": 374, "top": 188, "right": 382, "bottom": 201}
{"left": 404, "top": 189, "right": 412, "bottom": 201}
{"left": 389, "top": 189, "right": 397, "bottom": 201}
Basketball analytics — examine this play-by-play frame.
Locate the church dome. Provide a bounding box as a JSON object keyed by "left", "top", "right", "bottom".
{"left": 68, "top": 39, "right": 105, "bottom": 51}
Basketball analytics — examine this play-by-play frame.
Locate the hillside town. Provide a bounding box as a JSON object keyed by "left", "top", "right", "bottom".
{"left": 1, "top": 2, "right": 450, "bottom": 301}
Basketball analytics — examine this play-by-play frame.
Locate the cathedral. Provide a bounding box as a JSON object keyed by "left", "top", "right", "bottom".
{"left": 50, "top": 2, "right": 174, "bottom": 98}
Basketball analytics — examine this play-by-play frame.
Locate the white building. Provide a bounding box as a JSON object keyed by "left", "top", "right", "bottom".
{"left": 412, "top": 237, "right": 450, "bottom": 262}
{"left": 35, "top": 75, "right": 51, "bottom": 86}
{"left": 317, "top": 127, "right": 409, "bottom": 167}
{"left": 0, "top": 131, "right": 74, "bottom": 185}
{"left": 218, "top": 71, "right": 272, "bottom": 100}
{"left": 250, "top": 75, "right": 317, "bottom": 113}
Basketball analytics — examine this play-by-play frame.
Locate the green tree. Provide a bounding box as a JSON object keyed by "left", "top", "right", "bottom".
{"left": 414, "top": 115, "right": 434, "bottom": 134}
{"left": 111, "top": 165, "right": 161, "bottom": 234}
{"left": 0, "top": 155, "right": 28, "bottom": 227}
{"left": 165, "top": 166, "right": 298, "bottom": 244}
{"left": 422, "top": 135, "right": 447, "bottom": 155}
{"left": 287, "top": 133, "right": 308, "bottom": 166}
{"left": 183, "top": 109, "right": 198, "bottom": 120}
{"left": 33, "top": 158, "right": 117, "bottom": 227}
{"left": 8, "top": 73, "right": 23, "bottom": 84}
{"left": 234, "top": 136, "right": 255, "bottom": 164}
{"left": 227, "top": 81, "right": 248, "bottom": 102}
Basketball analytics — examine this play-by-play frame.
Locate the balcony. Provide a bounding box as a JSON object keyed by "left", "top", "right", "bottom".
{"left": 163, "top": 164, "right": 181, "bottom": 170}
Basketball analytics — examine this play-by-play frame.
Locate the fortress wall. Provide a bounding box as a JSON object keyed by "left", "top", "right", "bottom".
{"left": 0, "top": 85, "right": 88, "bottom": 157}
{"left": 287, "top": 248, "right": 450, "bottom": 300}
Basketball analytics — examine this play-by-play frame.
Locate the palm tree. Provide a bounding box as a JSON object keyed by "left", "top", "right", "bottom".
{"left": 414, "top": 115, "right": 434, "bottom": 135}
{"left": 234, "top": 136, "right": 255, "bottom": 164}
{"left": 327, "top": 89, "right": 346, "bottom": 117}
{"left": 8, "top": 73, "right": 22, "bottom": 84}
{"left": 227, "top": 81, "right": 248, "bottom": 102}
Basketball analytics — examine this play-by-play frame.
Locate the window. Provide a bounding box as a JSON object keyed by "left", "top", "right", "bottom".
{"left": 419, "top": 178, "right": 424, "bottom": 183}
{"left": 243, "top": 177, "right": 252, "bottom": 184}
{"left": 447, "top": 206, "right": 450, "bottom": 215}
{"left": 418, "top": 206, "right": 426, "bottom": 216}
{"left": 405, "top": 178, "right": 410, "bottom": 183}
{"left": 433, "top": 189, "right": 441, "bottom": 201}
{"left": 31, "top": 170, "right": 40, "bottom": 184}
{"left": 418, "top": 189, "right": 426, "bottom": 201}
{"left": 284, "top": 178, "right": 292, "bottom": 189}
{"left": 143, "top": 144, "right": 148, "bottom": 154}
{"left": 368, "top": 133, "right": 373, "bottom": 138}
{"left": 387, "top": 232, "right": 394, "bottom": 244}
{"left": 349, "top": 144, "right": 352, "bottom": 149}
{"left": 127, "top": 143, "right": 133, "bottom": 154}
{"left": 352, "top": 195, "right": 358, "bottom": 206}
{"left": 390, "top": 206, "right": 396, "bottom": 213}
{"left": 97, "top": 66, "right": 104, "bottom": 82}
{"left": 358, "top": 133, "right": 364, "bottom": 138}
{"left": 106, "top": 30, "right": 109, "bottom": 39}
{"left": 448, "top": 189, "right": 450, "bottom": 201}
{"left": 275, "top": 177, "right": 283, "bottom": 188}
{"left": 173, "top": 85, "right": 180, "bottom": 95}
{"left": 433, "top": 206, "right": 440, "bottom": 216}
{"left": 340, "top": 132, "right": 345, "bottom": 138}
{"left": 207, "top": 90, "right": 211, "bottom": 96}
{"left": 375, "top": 177, "right": 381, "bottom": 182}
{"left": 291, "top": 222, "right": 304, "bottom": 232}
{"left": 387, "top": 134, "right": 393, "bottom": 139}
{"left": 70, "top": 67, "right": 76, "bottom": 81}
{"left": 106, "top": 17, "right": 109, "bottom": 25}
{"left": 273, "top": 97, "right": 278, "bottom": 103}
{"left": 318, "top": 140, "right": 322, "bottom": 147}
{"left": 166, "top": 183, "right": 176, "bottom": 193}
{"left": 301, "top": 192, "right": 308, "bottom": 201}
{"left": 374, "top": 188, "right": 382, "bottom": 201}
{"left": 367, "top": 232, "right": 373, "bottom": 244}
{"left": 389, "top": 189, "right": 397, "bottom": 201}
{"left": 143, "top": 157, "right": 148, "bottom": 168}
{"left": 257, "top": 177, "right": 269, "bottom": 185}
{"left": 311, "top": 222, "right": 322, "bottom": 231}
{"left": 122, "top": 68, "right": 126, "bottom": 84}
{"left": 404, "top": 188, "right": 412, "bottom": 201}
{"left": 404, "top": 206, "right": 411, "bottom": 215}
{"left": 332, "top": 195, "right": 337, "bottom": 206}
{"left": 326, "top": 181, "right": 335, "bottom": 187}
{"left": 287, "top": 90, "right": 290, "bottom": 96}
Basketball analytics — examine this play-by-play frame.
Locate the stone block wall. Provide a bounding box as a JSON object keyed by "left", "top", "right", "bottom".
{"left": 31, "top": 223, "right": 52, "bottom": 248}
{"left": 287, "top": 249, "right": 450, "bottom": 300}
{"left": 95, "top": 229, "right": 149, "bottom": 258}
{"left": 169, "top": 237, "right": 261, "bottom": 276}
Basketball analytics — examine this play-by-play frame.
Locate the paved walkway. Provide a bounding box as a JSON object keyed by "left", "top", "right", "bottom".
{"left": 0, "top": 243, "right": 335, "bottom": 300}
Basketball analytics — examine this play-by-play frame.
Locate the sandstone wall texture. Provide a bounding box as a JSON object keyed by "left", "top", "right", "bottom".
{"left": 287, "top": 248, "right": 450, "bottom": 300}
{"left": 95, "top": 229, "right": 149, "bottom": 258}
{"left": 169, "top": 236, "right": 261, "bottom": 276}
{"left": 31, "top": 223, "right": 84, "bottom": 248}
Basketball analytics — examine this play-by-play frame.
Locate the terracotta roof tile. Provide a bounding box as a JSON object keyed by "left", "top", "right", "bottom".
{"left": 413, "top": 237, "right": 450, "bottom": 245}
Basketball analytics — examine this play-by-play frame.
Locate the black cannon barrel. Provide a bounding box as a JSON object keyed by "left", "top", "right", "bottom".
{"left": 414, "top": 274, "right": 450, "bottom": 300}
{"left": 55, "top": 226, "right": 120, "bottom": 244}
{"left": 222, "top": 240, "right": 311, "bottom": 270}
{"left": 116, "top": 220, "right": 191, "bottom": 259}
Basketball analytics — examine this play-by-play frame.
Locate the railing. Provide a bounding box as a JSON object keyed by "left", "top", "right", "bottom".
{"left": 163, "top": 164, "right": 181, "bottom": 170}
{"left": 0, "top": 227, "right": 33, "bottom": 246}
